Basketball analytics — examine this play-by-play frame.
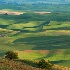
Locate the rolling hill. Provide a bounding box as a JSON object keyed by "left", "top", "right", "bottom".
{"left": 0, "top": 12, "right": 70, "bottom": 68}
{"left": 0, "top": 0, "right": 70, "bottom": 69}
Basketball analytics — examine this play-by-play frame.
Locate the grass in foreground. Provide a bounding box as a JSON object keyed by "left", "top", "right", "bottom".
{"left": 0, "top": 58, "right": 70, "bottom": 70}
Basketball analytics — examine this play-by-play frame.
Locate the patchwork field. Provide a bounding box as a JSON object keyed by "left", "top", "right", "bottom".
{"left": 0, "top": 12, "right": 70, "bottom": 67}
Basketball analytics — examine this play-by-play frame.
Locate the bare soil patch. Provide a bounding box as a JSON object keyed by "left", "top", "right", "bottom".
{"left": 34, "top": 12, "right": 51, "bottom": 14}
{"left": 0, "top": 10, "right": 25, "bottom": 15}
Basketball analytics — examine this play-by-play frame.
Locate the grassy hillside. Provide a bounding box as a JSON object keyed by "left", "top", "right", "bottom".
{"left": 0, "top": 58, "right": 70, "bottom": 70}
{"left": 0, "top": 59, "right": 45, "bottom": 70}
{"left": 0, "top": 12, "right": 70, "bottom": 67}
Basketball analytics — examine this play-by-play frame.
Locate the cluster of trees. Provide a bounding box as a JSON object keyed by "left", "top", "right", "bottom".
{"left": 37, "top": 59, "right": 53, "bottom": 69}
{"left": 5, "top": 51, "right": 18, "bottom": 60}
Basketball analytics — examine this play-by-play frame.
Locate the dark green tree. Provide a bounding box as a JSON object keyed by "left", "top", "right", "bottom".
{"left": 5, "top": 51, "right": 18, "bottom": 60}
{"left": 37, "top": 59, "right": 53, "bottom": 69}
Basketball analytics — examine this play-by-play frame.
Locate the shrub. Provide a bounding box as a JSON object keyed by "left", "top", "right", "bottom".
{"left": 5, "top": 51, "right": 18, "bottom": 60}
{"left": 37, "top": 59, "right": 53, "bottom": 69}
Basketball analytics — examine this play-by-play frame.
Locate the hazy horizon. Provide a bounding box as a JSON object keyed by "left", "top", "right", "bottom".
{"left": 0, "top": 0, "right": 70, "bottom": 4}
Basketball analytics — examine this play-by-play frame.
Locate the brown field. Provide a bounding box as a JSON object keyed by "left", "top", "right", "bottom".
{"left": 0, "top": 10, "right": 25, "bottom": 15}
{"left": 34, "top": 12, "right": 51, "bottom": 14}
{"left": 21, "top": 50, "right": 63, "bottom": 54}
